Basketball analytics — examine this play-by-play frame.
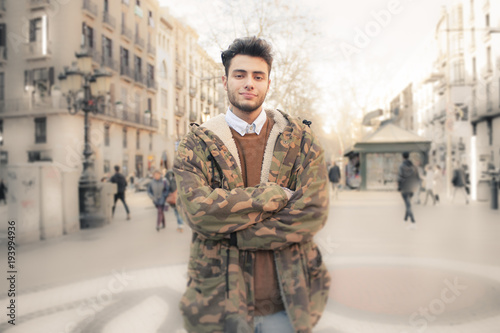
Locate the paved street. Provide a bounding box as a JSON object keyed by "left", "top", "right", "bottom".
{"left": 1, "top": 189, "right": 500, "bottom": 333}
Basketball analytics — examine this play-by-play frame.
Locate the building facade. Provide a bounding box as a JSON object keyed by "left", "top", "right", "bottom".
{"left": 385, "top": 0, "right": 500, "bottom": 199}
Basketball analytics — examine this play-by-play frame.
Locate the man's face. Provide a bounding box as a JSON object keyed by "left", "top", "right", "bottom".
{"left": 222, "top": 55, "right": 271, "bottom": 114}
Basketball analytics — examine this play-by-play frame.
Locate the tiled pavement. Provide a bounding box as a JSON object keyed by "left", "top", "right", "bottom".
{"left": 1, "top": 190, "right": 499, "bottom": 332}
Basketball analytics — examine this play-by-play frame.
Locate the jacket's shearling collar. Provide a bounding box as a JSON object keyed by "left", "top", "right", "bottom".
{"left": 201, "top": 108, "right": 289, "bottom": 184}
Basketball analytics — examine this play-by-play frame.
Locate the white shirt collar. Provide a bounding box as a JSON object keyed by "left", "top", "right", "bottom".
{"left": 225, "top": 107, "right": 267, "bottom": 136}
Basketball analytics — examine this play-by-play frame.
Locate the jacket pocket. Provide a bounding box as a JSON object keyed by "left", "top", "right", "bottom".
{"left": 188, "top": 238, "right": 224, "bottom": 280}
{"left": 179, "top": 275, "right": 226, "bottom": 333}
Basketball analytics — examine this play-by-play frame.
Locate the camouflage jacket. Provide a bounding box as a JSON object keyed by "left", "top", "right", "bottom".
{"left": 174, "top": 108, "right": 330, "bottom": 333}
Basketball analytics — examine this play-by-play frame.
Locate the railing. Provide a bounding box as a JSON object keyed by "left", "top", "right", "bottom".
{"left": 103, "top": 11, "right": 116, "bottom": 30}
{"left": 147, "top": 44, "right": 156, "bottom": 56}
{"left": 120, "top": 65, "right": 133, "bottom": 79}
{"left": 102, "top": 56, "right": 117, "bottom": 71}
{"left": 25, "top": 42, "right": 51, "bottom": 60}
{"left": 82, "top": 0, "right": 98, "bottom": 17}
{"left": 175, "top": 79, "right": 183, "bottom": 89}
{"left": 134, "top": 71, "right": 146, "bottom": 86}
{"left": 146, "top": 78, "right": 157, "bottom": 90}
{"left": 121, "top": 25, "right": 132, "bottom": 41}
{"left": 174, "top": 105, "right": 185, "bottom": 117}
{"left": 98, "top": 105, "right": 158, "bottom": 128}
{"left": 189, "top": 87, "right": 197, "bottom": 97}
{"left": 135, "top": 36, "right": 145, "bottom": 49}
{"left": 200, "top": 93, "right": 206, "bottom": 101}
{"left": 0, "top": 96, "right": 68, "bottom": 113}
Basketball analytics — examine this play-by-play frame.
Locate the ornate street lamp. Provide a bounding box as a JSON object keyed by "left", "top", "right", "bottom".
{"left": 58, "top": 49, "right": 112, "bottom": 228}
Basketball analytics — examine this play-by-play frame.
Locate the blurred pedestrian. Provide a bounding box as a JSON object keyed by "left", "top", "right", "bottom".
{"left": 328, "top": 161, "right": 341, "bottom": 199}
{"left": 128, "top": 173, "right": 135, "bottom": 190}
{"left": 423, "top": 164, "right": 436, "bottom": 205}
{"left": 0, "top": 178, "right": 7, "bottom": 205}
{"left": 165, "top": 169, "right": 184, "bottom": 233}
{"left": 147, "top": 169, "right": 169, "bottom": 232}
{"left": 397, "top": 152, "right": 420, "bottom": 228}
{"left": 110, "top": 165, "right": 130, "bottom": 220}
{"left": 434, "top": 165, "right": 443, "bottom": 203}
{"left": 451, "top": 162, "right": 469, "bottom": 204}
{"left": 413, "top": 161, "right": 424, "bottom": 204}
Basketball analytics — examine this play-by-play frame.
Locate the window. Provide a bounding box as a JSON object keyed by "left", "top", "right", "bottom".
{"left": 136, "top": 0, "right": 141, "bottom": 6}
{"left": 486, "top": 82, "right": 492, "bottom": 112}
{"left": 0, "top": 72, "right": 4, "bottom": 101}
{"left": 452, "top": 59, "right": 464, "bottom": 84}
{"left": 82, "top": 22, "right": 94, "bottom": 49}
{"left": 123, "top": 154, "right": 128, "bottom": 176}
{"left": 35, "top": 117, "right": 47, "bottom": 143}
{"left": 470, "top": 0, "right": 474, "bottom": 21}
{"left": 485, "top": 13, "right": 490, "bottom": 27}
{"left": 123, "top": 127, "right": 127, "bottom": 148}
{"left": 103, "top": 160, "right": 110, "bottom": 174}
{"left": 487, "top": 46, "right": 492, "bottom": 71}
{"left": 104, "top": 0, "right": 109, "bottom": 12}
{"left": 120, "top": 47, "right": 129, "bottom": 73}
{"left": 104, "top": 125, "right": 110, "bottom": 146}
{"left": 102, "top": 35, "right": 112, "bottom": 61}
{"left": 472, "top": 57, "right": 476, "bottom": 81}
{"left": 0, "top": 151, "right": 7, "bottom": 167}
{"left": 0, "top": 119, "right": 3, "bottom": 146}
{"left": 161, "top": 89, "right": 167, "bottom": 109}
{"left": 136, "top": 130, "right": 140, "bottom": 149}
{"left": 134, "top": 56, "right": 142, "bottom": 79}
{"left": 147, "top": 97, "right": 152, "bottom": 113}
{"left": 135, "top": 92, "right": 141, "bottom": 114}
{"left": 29, "top": 18, "right": 42, "bottom": 43}
{"left": 0, "top": 24, "right": 6, "bottom": 59}
{"left": 149, "top": 133, "right": 152, "bottom": 151}
{"left": 161, "top": 61, "right": 167, "bottom": 78}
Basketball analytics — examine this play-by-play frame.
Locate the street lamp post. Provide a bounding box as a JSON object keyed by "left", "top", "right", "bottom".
{"left": 58, "top": 50, "right": 112, "bottom": 228}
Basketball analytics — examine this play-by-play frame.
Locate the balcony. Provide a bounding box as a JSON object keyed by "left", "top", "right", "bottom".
{"left": 481, "top": 67, "right": 493, "bottom": 79}
{"left": 134, "top": 71, "right": 146, "bottom": 87}
{"left": 200, "top": 92, "right": 206, "bottom": 101}
{"left": 25, "top": 42, "right": 51, "bottom": 61}
{"left": 82, "top": 0, "right": 97, "bottom": 18}
{"left": 147, "top": 44, "right": 156, "bottom": 57}
{"left": 89, "top": 48, "right": 101, "bottom": 64}
{"left": 101, "top": 56, "right": 117, "bottom": 71}
{"left": 174, "top": 105, "right": 185, "bottom": 117}
{"left": 98, "top": 104, "right": 158, "bottom": 129}
{"left": 103, "top": 11, "right": 116, "bottom": 31}
{"left": 0, "top": 46, "right": 6, "bottom": 64}
{"left": 189, "top": 86, "right": 197, "bottom": 97}
{"left": 147, "top": 78, "right": 157, "bottom": 91}
{"left": 121, "top": 25, "right": 132, "bottom": 42}
{"left": 122, "top": 0, "right": 129, "bottom": 5}
{"left": 189, "top": 110, "right": 197, "bottom": 122}
{"left": 120, "top": 65, "right": 133, "bottom": 81}
{"left": 175, "top": 79, "right": 183, "bottom": 89}
{"left": 28, "top": 0, "right": 50, "bottom": 10}
{"left": 207, "top": 97, "right": 213, "bottom": 105}
{"left": 134, "top": 35, "right": 145, "bottom": 50}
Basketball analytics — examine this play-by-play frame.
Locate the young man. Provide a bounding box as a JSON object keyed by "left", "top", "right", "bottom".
{"left": 174, "top": 37, "right": 330, "bottom": 333}
{"left": 109, "top": 165, "right": 130, "bottom": 220}
{"left": 328, "top": 161, "right": 341, "bottom": 199}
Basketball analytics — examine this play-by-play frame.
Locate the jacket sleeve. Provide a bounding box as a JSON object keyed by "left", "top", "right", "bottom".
{"left": 235, "top": 130, "right": 329, "bottom": 250}
{"left": 161, "top": 180, "right": 170, "bottom": 204}
{"left": 174, "top": 133, "right": 290, "bottom": 241}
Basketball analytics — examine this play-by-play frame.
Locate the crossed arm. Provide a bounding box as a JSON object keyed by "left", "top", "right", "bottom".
{"left": 174, "top": 131, "right": 328, "bottom": 249}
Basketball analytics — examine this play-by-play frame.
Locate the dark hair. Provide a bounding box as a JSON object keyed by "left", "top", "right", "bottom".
{"left": 221, "top": 37, "right": 273, "bottom": 76}
{"left": 114, "top": 165, "right": 120, "bottom": 172}
{"left": 402, "top": 152, "right": 410, "bottom": 159}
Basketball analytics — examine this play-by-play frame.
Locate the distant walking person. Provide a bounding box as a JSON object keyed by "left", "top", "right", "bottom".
{"left": 423, "top": 164, "right": 436, "bottom": 205}
{"left": 398, "top": 152, "right": 420, "bottom": 228}
{"left": 110, "top": 165, "right": 130, "bottom": 220}
{"left": 451, "top": 162, "right": 469, "bottom": 204}
{"left": 434, "top": 165, "right": 443, "bottom": 203}
{"left": 165, "top": 170, "right": 184, "bottom": 233}
{"left": 147, "top": 170, "right": 169, "bottom": 232}
{"left": 328, "top": 161, "right": 341, "bottom": 199}
{"left": 0, "top": 179, "right": 7, "bottom": 205}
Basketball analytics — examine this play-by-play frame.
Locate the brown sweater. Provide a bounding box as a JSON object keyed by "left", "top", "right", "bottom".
{"left": 230, "top": 117, "right": 285, "bottom": 316}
